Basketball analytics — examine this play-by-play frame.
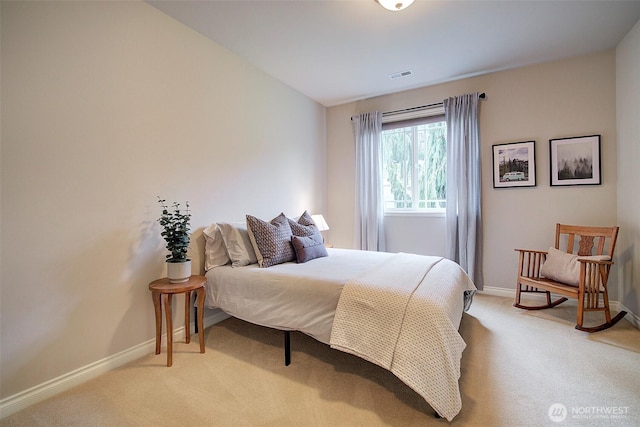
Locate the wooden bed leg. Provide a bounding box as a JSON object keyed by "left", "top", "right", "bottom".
{"left": 284, "top": 331, "right": 291, "bottom": 366}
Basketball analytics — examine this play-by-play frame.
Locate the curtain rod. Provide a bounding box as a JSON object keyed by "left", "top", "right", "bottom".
{"left": 383, "top": 92, "right": 486, "bottom": 116}
{"left": 350, "top": 93, "right": 486, "bottom": 121}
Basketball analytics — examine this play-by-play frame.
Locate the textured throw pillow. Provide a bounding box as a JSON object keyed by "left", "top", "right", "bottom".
{"left": 291, "top": 232, "right": 328, "bottom": 263}
{"left": 218, "top": 222, "right": 258, "bottom": 267}
{"left": 540, "top": 247, "right": 581, "bottom": 286}
{"left": 202, "top": 223, "right": 230, "bottom": 270}
{"left": 246, "top": 213, "right": 295, "bottom": 268}
{"left": 540, "top": 247, "right": 611, "bottom": 287}
{"left": 288, "top": 211, "right": 320, "bottom": 238}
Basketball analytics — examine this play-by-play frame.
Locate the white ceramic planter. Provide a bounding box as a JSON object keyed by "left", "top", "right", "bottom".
{"left": 167, "top": 259, "right": 191, "bottom": 283}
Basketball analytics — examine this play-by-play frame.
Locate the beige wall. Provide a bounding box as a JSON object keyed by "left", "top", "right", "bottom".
{"left": 616, "top": 20, "right": 640, "bottom": 315}
{"left": 0, "top": 2, "right": 325, "bottom": 399}
{"left": 327, "top": 51, "right": 618, "bottom": 293}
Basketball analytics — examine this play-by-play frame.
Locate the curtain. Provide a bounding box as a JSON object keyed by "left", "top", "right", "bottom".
{"left": 352, "top": 112, "right": 385, "bottom": 251}
{"left": 444, "top": 93, "right": 483, "bottom": 289}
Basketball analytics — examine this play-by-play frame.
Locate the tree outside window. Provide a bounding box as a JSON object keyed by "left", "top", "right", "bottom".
{"left": 381, "top": 120, "right": 447, "bottom": 212}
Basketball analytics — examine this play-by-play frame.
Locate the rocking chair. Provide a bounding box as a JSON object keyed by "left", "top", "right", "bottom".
{"left": 514, "top": 223, "right": 626, "bottom": 332}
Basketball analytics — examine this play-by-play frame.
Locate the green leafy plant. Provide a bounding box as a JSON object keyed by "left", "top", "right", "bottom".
{"left": 157, "top": 197, "right": 191, "bottom": 262}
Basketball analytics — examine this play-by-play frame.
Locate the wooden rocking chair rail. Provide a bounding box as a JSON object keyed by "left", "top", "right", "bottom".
{"left": 514, "top": 223, "right": 626, "bottom": 332}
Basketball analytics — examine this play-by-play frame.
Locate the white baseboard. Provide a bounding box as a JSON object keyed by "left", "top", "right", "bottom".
{"left": 616, "top": 302, "right": 640, "bottom": 329}
{"left": 0, "top": 309, "right": 230, "bottom": 420}
{"left": 480, "top": 286, "right": 640, "bottom": 329}
{"left": 480, "top": 286, "right": 520, "bottom": 299}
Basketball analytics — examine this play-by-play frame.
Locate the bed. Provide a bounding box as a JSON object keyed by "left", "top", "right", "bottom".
{"left": 201, "top": 216, "right": 476, "bottom": 421}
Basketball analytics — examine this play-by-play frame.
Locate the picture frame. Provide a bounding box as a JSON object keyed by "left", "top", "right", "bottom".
{"left": 492, "top": 140, "right": 536, "bottom": 188}
{"left": 549, "top": 135, "right": 601, "bottom": 186}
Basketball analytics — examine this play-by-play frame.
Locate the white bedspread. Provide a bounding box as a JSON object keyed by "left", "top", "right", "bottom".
{"left": 329, "top": 254, "right": 476, "bottom": 421}
{"left": 204, "top": 248, "right": 393, "bottom": 344}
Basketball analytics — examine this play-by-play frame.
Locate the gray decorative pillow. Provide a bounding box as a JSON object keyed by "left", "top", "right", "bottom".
{"left": 246, "top": 213, "right": 295, "bottom": 268}
{"left": 288, "top": 211, "right": 320, "bottom": 238}
{"left": 291, "top": 232, "right": 328, "bottom": 263}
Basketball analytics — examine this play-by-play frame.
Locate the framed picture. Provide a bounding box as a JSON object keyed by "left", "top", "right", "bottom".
{"left": 549, "top": 135, "right": 601, "bottom": 186}
{"left": 492, "top": 140, "right": 536, "bottom": 188}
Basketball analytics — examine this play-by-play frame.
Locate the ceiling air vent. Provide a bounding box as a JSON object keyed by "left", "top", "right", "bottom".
{"left": 389, "top": 70, "right": 413, "bottom": 80}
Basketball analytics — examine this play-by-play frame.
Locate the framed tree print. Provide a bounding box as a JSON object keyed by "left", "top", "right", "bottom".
{"left": 492, "top": 140, "right": 536, "bottom": 188}
{"left": 549, "top": 135, "right": 601, "bottom": 186}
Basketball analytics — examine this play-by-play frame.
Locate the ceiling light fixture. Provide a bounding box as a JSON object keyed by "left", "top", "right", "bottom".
{"left": 376, "top": 0, "right": 414, "bottom": 12}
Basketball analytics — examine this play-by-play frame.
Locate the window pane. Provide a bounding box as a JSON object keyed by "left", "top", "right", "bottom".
{"left": 419, "top": 122, "right": 447, "bottom": 209}
{"left": 382, "top": 119, "right": 446, "bottom": 211}
{"left": 382, "top": 127, "right": 413, "bottom": 209}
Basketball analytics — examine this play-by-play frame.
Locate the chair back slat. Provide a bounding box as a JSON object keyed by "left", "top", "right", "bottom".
{"left": 555, "top": 224, "right": 619, "bottom": 257}
{"left": 596, "top": 236, "right": 606, "bottom": 255}
{"left": 577, "top": 236, "right": 595, "bottom": 256}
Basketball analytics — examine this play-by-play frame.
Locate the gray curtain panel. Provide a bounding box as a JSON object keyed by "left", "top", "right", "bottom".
{"left": 444, "top": 93, "right": 483, "bottom": 290}
{"left": 352, "top": 111, "right": 385, "bottom": 252}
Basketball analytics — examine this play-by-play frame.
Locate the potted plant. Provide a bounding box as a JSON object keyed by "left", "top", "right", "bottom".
{"left": 158, "top": 197, "right": 192, "bottom": 283}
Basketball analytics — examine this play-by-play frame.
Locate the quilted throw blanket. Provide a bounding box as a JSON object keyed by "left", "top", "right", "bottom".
{"left": 329, "top": 254, "right": 476, "bottom": 421}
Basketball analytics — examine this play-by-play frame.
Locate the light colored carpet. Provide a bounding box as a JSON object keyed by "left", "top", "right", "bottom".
{"left": 2, "top": 294, "right": 639, "bottom": 426}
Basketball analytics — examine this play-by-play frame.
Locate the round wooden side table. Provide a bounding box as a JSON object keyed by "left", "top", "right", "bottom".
{"left": 148, "top": 275, "right": 206, "bottom": 367}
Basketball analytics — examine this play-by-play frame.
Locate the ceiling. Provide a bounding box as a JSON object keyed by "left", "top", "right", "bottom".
{"left": 148, "top": 1, "right": 640, "bottom": 107}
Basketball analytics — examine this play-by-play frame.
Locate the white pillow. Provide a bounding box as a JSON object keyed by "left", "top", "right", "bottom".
{"left": 202, "top": 223, "right": 230, "bottom": 271}
{"left": 540, "top": 247, "right": 610, "bottom": 287}
{"left": 218, "top": 222, "right": 258, "bottom": 267}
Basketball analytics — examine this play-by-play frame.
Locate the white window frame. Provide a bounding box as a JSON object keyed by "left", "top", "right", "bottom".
{"left": 381, "top": 105, "right": 446, "bottom": 217}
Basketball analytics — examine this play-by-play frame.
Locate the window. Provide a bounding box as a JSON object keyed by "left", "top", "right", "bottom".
{"left": 381, "top": 112, "right": 447, "bottom": 213}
